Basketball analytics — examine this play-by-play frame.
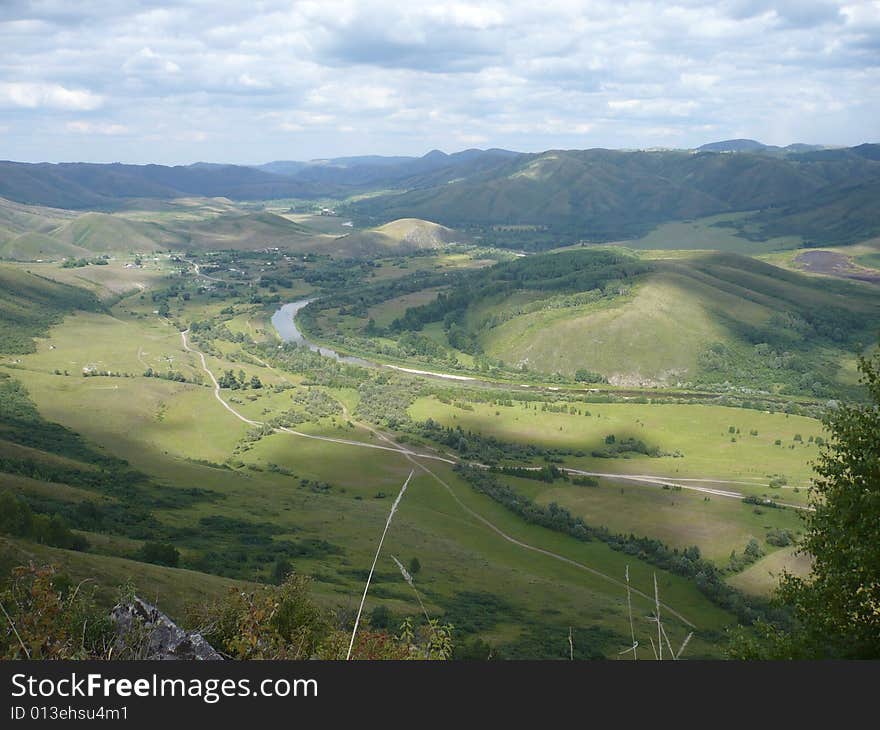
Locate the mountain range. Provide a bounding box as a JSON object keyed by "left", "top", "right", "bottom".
{"left": 1, "top": 140, "right": 877, "bottom": 247}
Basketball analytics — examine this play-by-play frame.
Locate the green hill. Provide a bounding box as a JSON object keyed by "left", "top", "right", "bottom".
{"left": 386, "top": 249, "right": 879, "bottom": 395}
{"left": 182, "top": 211, "right": 323, "bottom": 251}
{"left": 0, "top": 231, "right": 92, "bottom": 260}
{"left": 54, "top": 212, "right": 181, "bottom": 253}
{"left": 743, "top": 179, "right": 880, "bottom": 247}
{"left": 0, "top": 265, "right": 102, "bottom": 353}
{"left": 0, "top": 196, "right": 75, "bottom": 246}
{"left": 327, "top": 218, "right": 462, "bottom": 256}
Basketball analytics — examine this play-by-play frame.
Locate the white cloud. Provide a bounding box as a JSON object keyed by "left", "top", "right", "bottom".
{"left": 0, "top": 0, "right": 875, "bottom": 162}
{"left": 66, "top": 120, "right": 128, "bottom": 135}
{"left": 122, "top": 47, "right": 181, "bottom": 75}
{"left": 0, "top": 82, "right": 103, "bottom": 110}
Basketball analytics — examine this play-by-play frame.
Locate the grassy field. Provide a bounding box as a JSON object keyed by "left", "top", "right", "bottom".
{"left": 409, "top": 396, "right": 823, "bottom": 489}
{"left": 727, "top": 546, "right": 812, "bottom": 597}
{"left": 623, "top": 213, "right": 803, "bottom": 253}
{"left": 407, "top": 394, "right": 819, "bottom": 580}
{"left": 18, "top": 258, "right": 175, "bottom": 301}
{"left": 507, "top": 474, "right": 806, "bottom": 563}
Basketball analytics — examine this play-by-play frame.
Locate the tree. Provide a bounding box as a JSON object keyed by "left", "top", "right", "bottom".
{"left": 408, "top": 557, "right": 421, "bottom": 575}
{"left": 730, "top": 350, "right": 880, "bottom": 659}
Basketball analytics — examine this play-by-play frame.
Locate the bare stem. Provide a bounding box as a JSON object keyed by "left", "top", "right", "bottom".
{"left": 625, "top": 565, "right": 638, "bottom": 660}
{"left": 346, "top": 470, "right": 413, "bottom": 660}
{"left": 654, "top": 573, "right": 662, "bottom": 661}
{"left": 391, "top": 554, "right": 431, "bottom": 624}
{"left": 0, "top": 600, "right": 30, "bottom": 659}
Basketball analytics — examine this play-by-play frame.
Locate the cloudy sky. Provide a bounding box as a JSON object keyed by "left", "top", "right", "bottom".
{"left": 1, "top": 0, "right": 878, "bottom": 164}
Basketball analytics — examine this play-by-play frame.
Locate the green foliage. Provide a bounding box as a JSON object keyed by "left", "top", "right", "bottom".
{"left": 188, "top": 574, "right": 330, "bottom": 660}
{"left": 0, "top": 564, "right": 112, "bottom": 659}
{"left": 187, "top": 574, "right": 452, "bottom": 660}
{"left": 590, "top": 435, "right": 665, "bottom": 459}
{"left": 138, "top": 542, "right": 180, "bottom": 568}
{"left": 0, "top": 491, "right": 88, "bottom": 552}
{"left": 766, "top": 528, "right": 795, "bottom": 547}
{"left": 748, "top": 351, "right": 880, "bottom": 658}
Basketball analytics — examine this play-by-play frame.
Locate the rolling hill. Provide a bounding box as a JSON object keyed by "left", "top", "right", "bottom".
{"left": 2, "top": 144, "right": 877, "bottom": 250}
{"left": 326, "top": 218, "right": 463, "bottom": 256}
{"left": 386, "top": 249, "right": 880, "bottom": 394}
{"left": 0, "top": 265, "right": 102, "bottom": 353}
{"left": 0, "top": 231, "right": 92, "bottom": 260}
{"left": 53, "top": 212, "right": 183, "bottom": 253}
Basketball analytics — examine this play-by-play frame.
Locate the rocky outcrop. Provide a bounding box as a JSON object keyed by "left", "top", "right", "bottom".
{"left": 111, "top": 596, "right": 222, "bottom": 660}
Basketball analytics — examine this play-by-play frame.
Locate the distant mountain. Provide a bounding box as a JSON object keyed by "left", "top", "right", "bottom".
{"left": 697, "top": 139, "right": 831, "bottom": 155}
{"left": 347, "top": 145, "right": 880, "bottom": 246}
{"left": 0, "top": 149, "right": 522, "bottom": 210}
{"left": 1, "top": 144, "right": 877, "bottom": 248}
{"left": 698, "top": 139, "right": 768, "bottom": 153}
{"left": 0, "top": 161, "right": 342, "bottom": 209}
{"left": 254, "top": 148, "right": 521, "bottom": 188}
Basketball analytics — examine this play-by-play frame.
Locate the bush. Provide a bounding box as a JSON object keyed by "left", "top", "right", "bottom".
{"left": 0, "top": 564, "right": 112, "bottom": 659}
{"left": 138, "top": 542, "right": 179, "bottom": 567}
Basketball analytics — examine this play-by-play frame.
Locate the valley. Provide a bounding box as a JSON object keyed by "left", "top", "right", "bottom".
{"left": 1, "top": 144, "right": 878, "bottom": 660}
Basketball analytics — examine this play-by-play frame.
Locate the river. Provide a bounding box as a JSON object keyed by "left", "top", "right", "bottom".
{"left": 270, "top": 300, "right": 372, "bottom": 367}
{"left": 270, "top": 300, "right": 476, "bottom": 380}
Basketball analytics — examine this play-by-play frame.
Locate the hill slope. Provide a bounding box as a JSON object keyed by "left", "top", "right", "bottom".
{"left": 386, "top": 250, "right": 879, "bottom": 394}
{"left": 0, "top": 265, "right": 102, "bottom": 353}
{"left": 328, "top": 218, "right": 462, "bottom": 256}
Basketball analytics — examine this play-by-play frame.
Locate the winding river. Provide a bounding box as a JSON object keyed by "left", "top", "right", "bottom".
{"left": 270, "top": 300, "right": 476, "bottom": 380}
{"left": 270, "top": 300, "right": 372, "bottom": 367}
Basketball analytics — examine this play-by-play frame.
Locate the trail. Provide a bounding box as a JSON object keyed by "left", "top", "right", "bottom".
{"left": 563, "top": 468, "right": 813, "bottom": 512}
{"left": 181, "top": 329, "right": 698, "bottom": 628}
{"left": 180, "top": 330, "right": 456, "bottom": 463}
{"left": 364, "top": 423, "right": 697, "bottom": 627}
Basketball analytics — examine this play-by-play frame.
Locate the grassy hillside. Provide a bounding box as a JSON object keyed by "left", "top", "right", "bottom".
{"left": 329, "top": 218, "right": 463, "bottom": 256}
{"left": 0, "top": 232, "right": 92, "bottom": 260}
{"left": 0, "top": 197, "right": 76, "bottom": 249}
{"left": 375, "top": 249, "right": 879, "bottom": 394}
{"left": 742, "top": 178, "right": 880, "bottom": 247}
{"left": 0, "top": 265, "right": 102, "bottom": 353}
{"left": 53, "top": 212, "right": 182, "bottom": 252}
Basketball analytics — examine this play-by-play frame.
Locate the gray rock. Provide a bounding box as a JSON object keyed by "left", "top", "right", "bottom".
{"left": 111, "top": 596, "right": 222, "bottom": 660}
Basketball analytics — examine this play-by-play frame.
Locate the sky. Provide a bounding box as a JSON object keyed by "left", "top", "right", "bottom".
{"left": 0, "top": 0, "right": 878, "bottom": 165}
